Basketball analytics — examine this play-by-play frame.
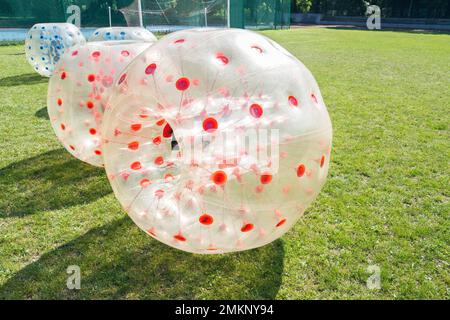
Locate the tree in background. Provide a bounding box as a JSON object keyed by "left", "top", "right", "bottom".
{"left": 294, "top": 0, "right": 312, "bottom": 13}
{"left": 294, "top": 0, "right": 450, "bottom": 19}
{"left": 81, "top": 0, "right": 129, "bottom": 26}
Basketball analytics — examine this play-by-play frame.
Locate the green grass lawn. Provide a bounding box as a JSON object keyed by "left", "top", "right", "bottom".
{"left": 0, "top": 28, "right": 448, "bottom": 299}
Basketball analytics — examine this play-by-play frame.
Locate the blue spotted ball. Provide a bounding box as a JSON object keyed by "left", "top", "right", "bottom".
{"left": 25, "top": 23, "right": 86, "bottom": 77}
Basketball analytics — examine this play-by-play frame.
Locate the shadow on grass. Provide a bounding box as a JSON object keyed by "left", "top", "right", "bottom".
{"left": 0, "top": 149, "right": 111, "bottom": 218}
{"left": 0, "top": 73, "right": 47, "bottom": 87}
{"left": 35, "top": 107, "right": 49, "bottom": 120}
{"left": 0, "top": 218, "right": 285, "bottom": 299}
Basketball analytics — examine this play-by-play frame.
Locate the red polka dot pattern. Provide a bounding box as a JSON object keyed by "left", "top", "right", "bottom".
{"left": 47, "top": 41, "right": 151, "bottom": 167}
{"left": 99, "top": 29, "right": 332, "bottom": 254}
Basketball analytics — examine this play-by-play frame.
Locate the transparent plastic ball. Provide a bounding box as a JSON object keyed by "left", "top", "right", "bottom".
{"left": 101, "top": 28, "right": 333, "bottom": 254}
{"left": 89, "top": 27, "right": 157, "bottom": 43}
{"left": 25, "top": 23, "right": 86, "bottom": 77}
{"left": 47, "top": 41, "right": 152, "bottom": 166}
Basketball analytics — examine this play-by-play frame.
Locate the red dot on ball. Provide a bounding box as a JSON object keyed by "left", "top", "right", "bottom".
{"left": 320, "top": 155, "right": 325, "bottom": 167}
{"left": 202, "top": 117, "right": 218, "bottom": 132}
{"left": 57, "top": 98, "right": 63, "bottom": 106}
{"left": 154, "top": 156, "right": 164, "bottom": 165}
{"left": 131, "top": 161, "right": 142, "bottom": 170}
{"left": 145, "top": 63, "right": 157, "bottom": 75}
{"left": 140, "top": 178, "right": 151, "bottom": 188}
{"left": 128, "top": 141, "right": 139, "bottom": 150}
{"left": 276, "top": 219, "right": 287, "bottom": 227}
{"left": 131, "top": 123, "right": 142, "bottom": 131}
{"left": 92, "top": 51, "right": 101, "bottom": 58}
{"left": 216, "top": 53, "right": 229, "bottom": 65}
{"left": 94, "top": 149, "right": 102, "bottom": 155}
{"left": 87, "top": 74, "right": 95, "bottom": 82}
{"left": 118, "top": 73, "right": 127, "bottom": 84}
{"left": 288, "top": 95, "right": 298, "bottom": 107}
{"left": 199, "top": 214, "right": 214, "bottom": 225}
{"left": 241, "top": 223, "right": 254, "bottom": 232}
{"left": 296, "top": 164, "right": 306, "bottom": 177}
{"left": 162, "top": 123, "right": 173, "bottom": 138}
{"left": 86, "top": 101, "right": 94, "bottom": 109}
{"left": 176, "top": 77, "right": 190, "bottom": 91}
{"left": 249, "top": 104, "right": 263, "bottom": 118}
{"left": 89, "top": 128, "right": 97, "bottom": 135}
{"left": 211, "top": 170, "right": 227, "bottom": 186}
{"left": 153, "top": 136, "right": 161, "bottom": 145}
{"left": 60, "top": 72, "right": 66, "bottom": 80}
{"left": 260, "top": 173, "right": 272, "bottom": 184}
{"left": 174, "top": 234, "right": 186, "bottom": 241}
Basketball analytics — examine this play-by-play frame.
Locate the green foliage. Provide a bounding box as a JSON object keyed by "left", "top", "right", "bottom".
{"left": 302, "top": 0, "right": 450, "bottom": 18}
{"left": 296, "top": 0, "right": 312, "bottom": 13}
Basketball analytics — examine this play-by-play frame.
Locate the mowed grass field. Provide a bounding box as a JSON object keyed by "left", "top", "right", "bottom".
{"left": 0, "top": 28, "right": 448, "bottom": 299}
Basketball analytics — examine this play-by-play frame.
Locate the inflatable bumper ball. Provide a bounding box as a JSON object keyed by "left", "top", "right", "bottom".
{"left": 102, "top": 28, "right": 333, "bottom": 254}
{"left": 25, "top": 23, "right": 86, "bottom": 77}
{"left": 89, "top": 27, "right": 157, "bottom": 43}
{"left": 47, "top": 41, "right": 152, "bottom": 167}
